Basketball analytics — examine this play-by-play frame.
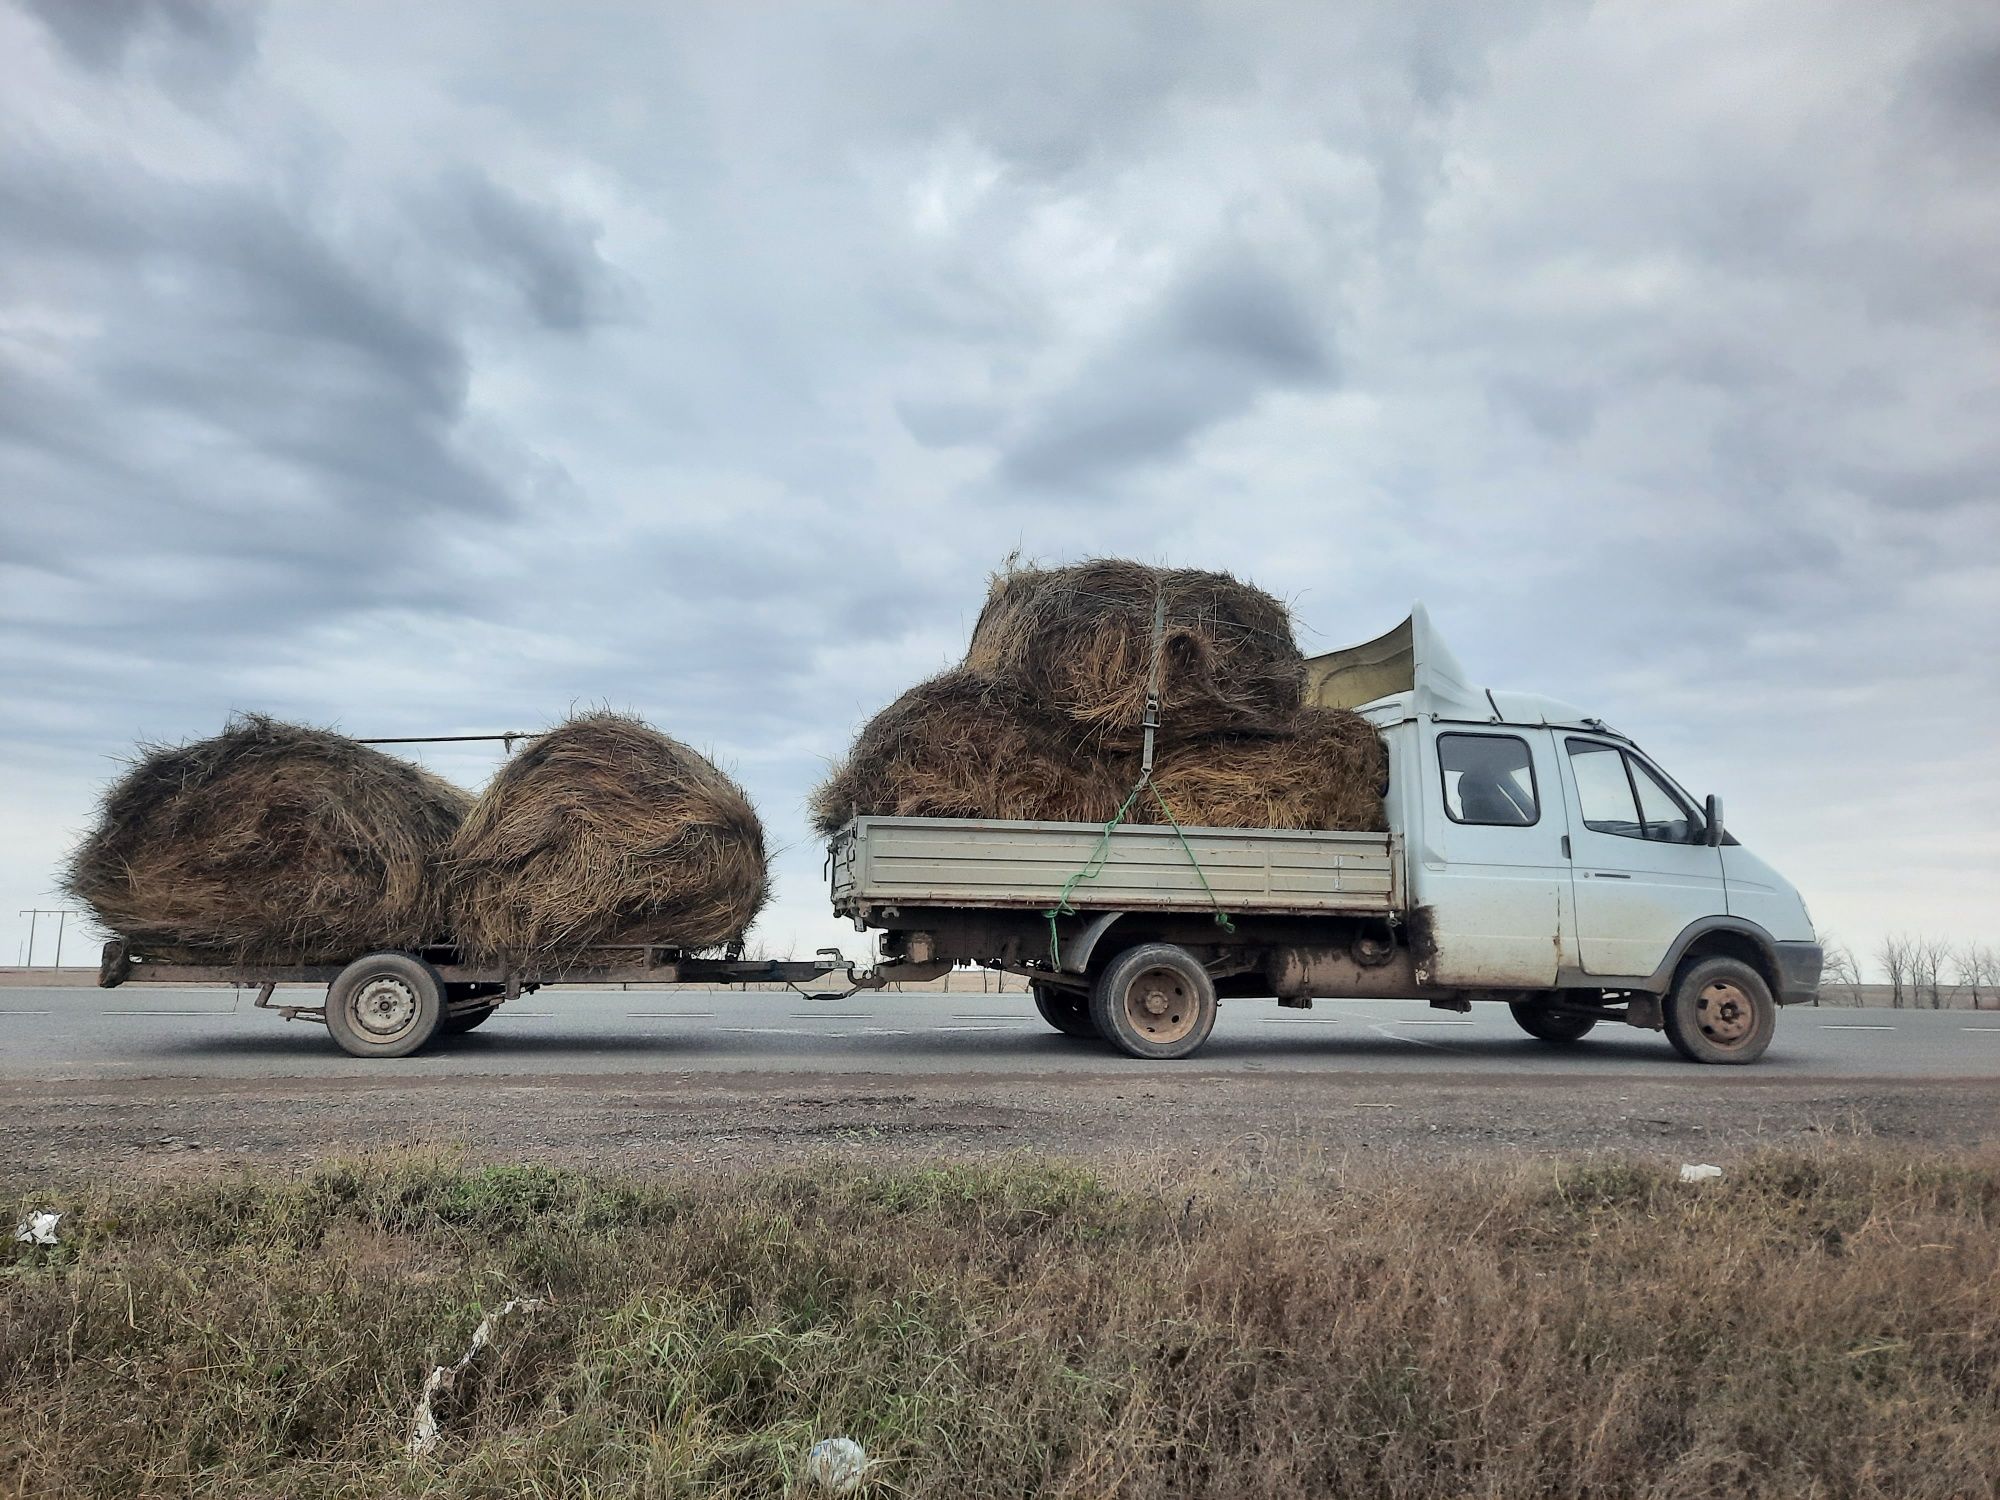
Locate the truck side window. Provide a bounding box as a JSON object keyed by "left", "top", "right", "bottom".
{"left": 1438, "top": 733, "right": 1538, "bottom": 826}
{"left": 1630, "top": 756, "right": 1700, "bottom": 844}
{"left": 1566, "top": 739, "right": 1643, "bottom": 838}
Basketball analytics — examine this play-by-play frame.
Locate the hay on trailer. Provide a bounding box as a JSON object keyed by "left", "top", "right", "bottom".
{"left": 64, "top": 715, "right": 471, "bottom": 964}
{"left": 1141, "top": 707, "right": 1390, "bottom": 833}
{"left": 964, "top": 559, "right": 1306, "bottom": 745}
{"left": 447, "top": 713, "right": 767, "bottom": 967}
{"left": 810, "top": 670, "right": 1132, "bottom": 836}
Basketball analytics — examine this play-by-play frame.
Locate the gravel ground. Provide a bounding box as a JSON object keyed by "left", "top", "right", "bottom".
{"left": 9, "top": 1069, "right": 1998, "bottom": 1185}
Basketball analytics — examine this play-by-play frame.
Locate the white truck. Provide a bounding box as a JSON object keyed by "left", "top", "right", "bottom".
{"left": 831, "top": 606, "right": 1823, "bottom": 1064}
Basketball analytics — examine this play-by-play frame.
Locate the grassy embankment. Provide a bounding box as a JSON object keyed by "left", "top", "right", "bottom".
{"left": 4, "top": 1148, "right": 1998, "bottom": 1498}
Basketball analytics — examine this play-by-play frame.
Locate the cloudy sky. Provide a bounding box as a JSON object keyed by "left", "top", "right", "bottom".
{"left": 2, "top": 0, "right": 1995, "bottom": 975}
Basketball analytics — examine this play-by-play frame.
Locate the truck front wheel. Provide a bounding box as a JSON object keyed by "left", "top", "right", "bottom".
{"left": 1663, "top": 956, "right": 1776, "bottom": 1064}
{"left": 325, "top": 952, "right": 446, "bottom": 1058}
{"left": 1089, "top": 944, "right": 1218, "bottom": 1060}
{"left": 1031, "top": 982, "right": 1100, "bottom": 1039}
{"left": 1509, "top": 998, "right": 1597, "bottom": 1043}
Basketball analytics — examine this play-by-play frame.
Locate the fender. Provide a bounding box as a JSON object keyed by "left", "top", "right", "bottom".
{"left": 1058, "top": 911, "right": 1127, "bottom": 975}
{"left": 1556, "top": 915, "right": 1782, "bottom": 996}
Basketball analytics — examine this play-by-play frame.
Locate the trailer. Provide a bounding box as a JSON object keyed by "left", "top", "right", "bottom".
{"left": 96, "top": 940, "right": 865, "bottom": 1058}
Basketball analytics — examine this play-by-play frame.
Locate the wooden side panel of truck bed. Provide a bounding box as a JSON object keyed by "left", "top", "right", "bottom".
{"left": 830, "top": 817, "right": 1399, "bottom": 916}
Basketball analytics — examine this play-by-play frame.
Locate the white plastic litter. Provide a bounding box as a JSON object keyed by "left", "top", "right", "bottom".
{"left": 804, "top": 1436, "right": 872, "bottom": 1494}
{"left": 1679, "top": 1163, "right": 1724, "bottom": 1184}
{"left": 407, "top": 1297, "right": 548, "bottom": 1457}
{"left": 14, "top": 1211, "right": 60, "bottom": 1246}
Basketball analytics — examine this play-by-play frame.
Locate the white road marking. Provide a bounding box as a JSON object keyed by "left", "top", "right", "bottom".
{"left": 1260, "top": 1017, "right": 1342, "bottom": 1024}
{"left": 1820, "top": 1024, "right": 1895, "bottom": 1030}
{"left": 1380, "top": 1019, "right": 1476, "bottom": 1026}
{"left": 0, "top": 1010, "right": 52, "bottom": 1016}
{"left": 102, "top": 1009, "right": 231, "bottom": 1016}
{"left": 626, "top": 1012, "right": 716, "bottom": 1019}
{"left": 1368, "top": 1022, "right": 1464, "bottom": 1050}
{"left": 939, "top": 1024, "right": 1016, "bottom": 1032}
{"left": 1960, "top": 1028, "right": 2000, "bottom": 1033}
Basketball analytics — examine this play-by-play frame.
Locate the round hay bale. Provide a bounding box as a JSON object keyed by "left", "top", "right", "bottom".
{"left": 447, "top": 713, "right": 767, "bottom": 966}
{"left": 1142, "top": 707, "right": 1390, "bottom": 832}
{"left": 964, "top": 559, "right": 1305, "bottom": 744}
{"left": 64, "top": 715, "right": 471, "bottom": 963}
{"left": 811, "top": 670, "right": 1131, "bottom": 835}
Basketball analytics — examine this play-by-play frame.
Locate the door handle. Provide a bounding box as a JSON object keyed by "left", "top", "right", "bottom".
{"left": 1591, "top": 872, "right": 1631, "bottom": 880}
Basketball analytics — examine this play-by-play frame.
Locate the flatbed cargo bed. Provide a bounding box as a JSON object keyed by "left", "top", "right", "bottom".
{"left": 830, "top": 815, "right": 1399, "bottom": 918}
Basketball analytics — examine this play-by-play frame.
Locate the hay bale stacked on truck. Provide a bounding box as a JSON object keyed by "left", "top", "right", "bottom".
{"left": 64, "top": 715, "right": 471, "bottom": 964}
{"left": 445, "top": 712, "right": 768, "bottom": 968}
{"left": 812, "top": 558, "right": 1387, "bottom": 835}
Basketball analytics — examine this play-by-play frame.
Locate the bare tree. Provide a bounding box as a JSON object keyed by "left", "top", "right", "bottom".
{"left": 1876, "top": 934, "right": 1911, "bottom": 1008}
{"left": 1956, "top": 943, "right": 1995, "bottom": 1012}
{"left": 1819, "top": 940, "right": 1861, "bottom": 1007}
{"left": 1909, "top": 935, "right": 1957, "bottom": 1010}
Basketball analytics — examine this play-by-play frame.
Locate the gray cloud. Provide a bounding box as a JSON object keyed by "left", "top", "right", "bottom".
{"left": 20, "top": 0, "right": 255, "bottom": 79}
{"left": 1, "top": 0, "right": 1996, "bottom": 966}
{"left": 999, "top": 251, "right": 1338, "bottom": 488}
{"left": 425, "top": 169, "right": 621, "bottom": 333}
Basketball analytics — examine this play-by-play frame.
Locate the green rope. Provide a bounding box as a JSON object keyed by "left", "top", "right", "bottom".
{"left": 1043, "top": 774, "right": 1236, "bottom": 968}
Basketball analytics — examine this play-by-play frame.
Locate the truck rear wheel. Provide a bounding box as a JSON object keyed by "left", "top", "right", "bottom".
{"left": 1663, "top": 956, "right": 1776, "bottom": 1064}
{"left": 1509, "top": 998, "right": 1597, "bottom": 1043}
{"left": 325, "top": 952, "right": 445, "bottom": 1058}
{"left": 1032, "top": 982, "right": 1100, "bottom": 1039}
{"left": 1089, "top": 944, "right": 1217, "bottom": 1060}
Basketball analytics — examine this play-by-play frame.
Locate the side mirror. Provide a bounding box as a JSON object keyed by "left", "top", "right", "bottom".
{"left": 1704, "top": 794, "right": 1725, "bottom": 847}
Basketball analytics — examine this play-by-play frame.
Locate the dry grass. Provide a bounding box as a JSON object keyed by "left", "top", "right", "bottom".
{"left": 62, "top": 716, "right": 470, "bottom": 964}
{"left": 965, "top": 558, "right": 1305, "bottom": 746}
{"left": 6, "top": 1148, "right": 1999, "bottom": 1498}
{"left": 1147, "top": 706, "right": 1390, "bottom": 833}
{"left": 816, "top": 559, "right": 1389, "bottom": 836}
{"left": 810, "top": 671, "right": 1127, "bottom": 836}
{"left": 446, "top": 713, "right": 767, "bottom": 967}
{"left": 813, "top": 676, "right": 1387, "bottom": 837}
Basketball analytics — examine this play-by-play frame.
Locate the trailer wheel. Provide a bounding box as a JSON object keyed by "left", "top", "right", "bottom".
{"left": 1089, "top": 944, "right": 1217, "bottom": 1060}
{"left": 325, "top": 952, "right": 445, "bottom": 1058}
{"left": 1509, "top": 998, "right": 1597, "bottom": 1044}
{"left": 1663, "top": 956, "right": 1776, "bottom": 1064}
{"left": 1031, "top": 982, "right": 1100, "bottom": 1039}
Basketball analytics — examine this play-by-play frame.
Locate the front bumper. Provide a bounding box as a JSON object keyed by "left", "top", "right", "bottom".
{"left": 1773, "top": 940, "right": 1824, "bottom": 1005}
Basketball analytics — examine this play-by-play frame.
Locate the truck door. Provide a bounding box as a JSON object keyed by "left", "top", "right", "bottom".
{"left": 1416, "top": 726, "right": 1569, "bottom": 986}
{"left": 1559, "top": 737, "right": 1726, "bottom": 977}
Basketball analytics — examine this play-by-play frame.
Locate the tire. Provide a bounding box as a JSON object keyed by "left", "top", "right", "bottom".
{"left": 1509, "top": 998, "right": 1598, "bottom": 1043}
{"left": 324, "top": 952, "right": 446, "bottom": 1058}
{"left": 1032, "top": 982, "right": 1100, "bottom": 1039}
{"left": 1088, "top": 944, "right": 1218, "bottom": 1060}
{"left": 441, "top": 1003, "right": 499, "bottom": 1035}
{"left": 1663, "top": 956, "right": 1777, "bottom": 1064}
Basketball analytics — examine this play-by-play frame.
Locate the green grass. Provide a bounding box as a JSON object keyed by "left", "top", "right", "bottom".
{"left": 4, "top": 1149, "right": 1999, "bottom": 1497}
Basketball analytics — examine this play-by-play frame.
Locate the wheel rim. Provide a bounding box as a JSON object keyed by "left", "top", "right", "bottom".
{"left": 1121, "top": 965, "right": 1197, "bottom": 1045}
{"left": 1696, "top": 980, "right": 1756, "bottom": 1048}
{"left": 350, "top": 975, "right": 421, "bottom": 1042}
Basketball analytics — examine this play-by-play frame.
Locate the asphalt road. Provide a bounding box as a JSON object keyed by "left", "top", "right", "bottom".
{"left": 4, "top": 985, "right": 1999, "bottom": 1082}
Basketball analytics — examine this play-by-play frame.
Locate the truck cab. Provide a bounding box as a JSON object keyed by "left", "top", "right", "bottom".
{"left": 1308, "top": 606, "right": 1823, "bottom": 1057}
